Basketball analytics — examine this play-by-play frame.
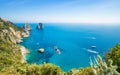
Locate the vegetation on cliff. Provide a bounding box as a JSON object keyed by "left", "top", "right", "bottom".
{"left": 0, "top": 18, "right": 23, "bottom": 71}
{"left": 0, "top": 18, "right": 63, "bottom": 75}
{"left": 0, "top": 18, "right": 23, "bottom": 31}
{"left": 105, "top": 44, "right": 120, "bottom": 73}
{"left": 90, "top": 55, "right": 119, "bottom": 75}
{"left": 0, "top": 18, "right": 120, "bottom": 75}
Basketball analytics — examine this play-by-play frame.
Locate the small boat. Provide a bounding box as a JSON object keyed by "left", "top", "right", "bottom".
{"left": 54, "top": 46, "right": 61, "bottom": 54}
{"left": 91, "top": 46, "right": 96, "bottom": 48}
{"left": 56, "top": 49, "right": 61, "bottom": 54}
{"left": 88, "top": 49, "right": 98, "bottom": 54}
{"left": 38, "top": 48, "right": 44, "bottom": 53}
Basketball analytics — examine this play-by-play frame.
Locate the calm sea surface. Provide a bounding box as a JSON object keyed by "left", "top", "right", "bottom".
{"left": 16, "top": 23, "right": 120, "bottom": 71}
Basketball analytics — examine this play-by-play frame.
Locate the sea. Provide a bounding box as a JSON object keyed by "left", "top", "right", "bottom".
{"left": 16, "top": 23, "right": 120, "bottom": 71}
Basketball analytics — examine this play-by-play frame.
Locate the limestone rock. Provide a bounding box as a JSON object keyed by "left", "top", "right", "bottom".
{"left": 20, "top": 46, "right": 29, "bottom": 63}
{"left": 23, "top": 23, "right": 31, "bottom": 31}
{"left": 37, "top": 23, "right": 43, "bottom": 29}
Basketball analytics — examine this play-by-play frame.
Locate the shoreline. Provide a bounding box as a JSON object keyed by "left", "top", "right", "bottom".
{"left": 20, "top": 46, "right": 29, "bottom": 63}
{"left": 17, "top": 25, "right": 31, "bottom": 63}
{"left": 19, "top": 32, "right": 30, "bottom": 63}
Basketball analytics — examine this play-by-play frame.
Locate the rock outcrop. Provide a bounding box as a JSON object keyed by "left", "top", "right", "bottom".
{"left": 20, "top": 46, "right": 29, "bottom": 63}
{"left": 23, "top": 23, "right": 31, "bottom": 31}
{"left": 0, "top": 18, "right": 30, "bottom": 63}
{"left": 36, "top": 23, "right": 43, "bottom": 29}
{"left": 23, "top": 23, "right": 31, "bottom": 37}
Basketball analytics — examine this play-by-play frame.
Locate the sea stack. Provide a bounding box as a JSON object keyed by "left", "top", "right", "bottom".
{"left": 37, "top": 23, "right": 43, "bottom": 30}
{"left": 23, "top": 23, "right": 31, "bottom": 37}
{"left": 23, "top": 23, "right": 31, "bottom": 31}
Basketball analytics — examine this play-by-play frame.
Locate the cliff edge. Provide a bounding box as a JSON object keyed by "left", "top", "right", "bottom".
{"left": 0, "top": 18, "right": 29, "bottom": 69}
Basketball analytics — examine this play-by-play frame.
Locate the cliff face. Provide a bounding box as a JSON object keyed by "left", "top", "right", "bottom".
{"left": 0, "top": 18, "right": 64, "bottom": 75}
{"left": 0, "top": 18, "right": 28, "bottom": 71}
{"left": 0, "top": 18, "right": 29, "bottom": 44}
{"left": 23, "top": 23, "right": 31, "bottom": 31}
{"left": 23, "top": 23, "right": 31, "bottom": 37}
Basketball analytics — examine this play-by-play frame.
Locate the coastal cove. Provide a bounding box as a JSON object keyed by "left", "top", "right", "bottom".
{"left": 16, "top": 23, "right": 120, "bottom": 71}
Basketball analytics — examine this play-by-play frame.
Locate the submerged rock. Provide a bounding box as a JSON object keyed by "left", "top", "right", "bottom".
{"left": 37, "top": 23, "right": 43, "bottom": 29}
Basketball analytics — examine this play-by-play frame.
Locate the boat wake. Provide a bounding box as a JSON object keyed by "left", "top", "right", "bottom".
{"left": 87, "top": 49, "right": 99, "bottom": 54}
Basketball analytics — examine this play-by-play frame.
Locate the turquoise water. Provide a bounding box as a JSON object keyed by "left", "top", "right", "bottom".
{"left": 16, "top": 23, "right": 120, "bottom": 71}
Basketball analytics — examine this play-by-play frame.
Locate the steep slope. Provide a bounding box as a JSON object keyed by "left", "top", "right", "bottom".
{"left": 0, "top": 18, "right": 63, "bottom": 75}
{"left": 0, "top": 18, "right": 27, "bottom": 71}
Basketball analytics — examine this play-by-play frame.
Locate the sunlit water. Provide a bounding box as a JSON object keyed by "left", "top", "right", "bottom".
{"left": 16, "top": 23, "right": 120, "bottom": 71}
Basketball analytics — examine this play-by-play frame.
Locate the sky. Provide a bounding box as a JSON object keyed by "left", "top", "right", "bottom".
{"left": 0, "top": 0, "right": 120, "bottom": 23}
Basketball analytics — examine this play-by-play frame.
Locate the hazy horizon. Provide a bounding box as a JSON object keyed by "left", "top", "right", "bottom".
{"left": 0, "top": 0, "right": 120, "bottom": 24}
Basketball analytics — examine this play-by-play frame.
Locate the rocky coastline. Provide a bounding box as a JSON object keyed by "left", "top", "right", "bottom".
{"left": 19, "top": 23, "right": 31, "bottom": 63}
{"left": 8, "top": 25, "right": 31, "bottom": 63}
{"left": 20, "top": 46, "right": 29, "bottom": 63}
{"left": 0, "top": 18, "right": 31, "bottom": 63}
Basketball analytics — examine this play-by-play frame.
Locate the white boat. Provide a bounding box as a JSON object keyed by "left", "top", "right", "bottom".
{"left": 56, "top": 49, "right": 61, "bottom": 54}
{"left": 88, "top": 49, "right": 98, "bottom": 54}
{"left": 38, "top": 48, "right": 44, "bottom": 53}
{"left": 54, "top": 46, "right": 61, "bottom": 54}
{"left": 91, "top": 46, "right": 96, "bottom": 48}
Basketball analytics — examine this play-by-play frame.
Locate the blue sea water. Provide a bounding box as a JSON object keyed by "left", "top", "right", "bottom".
{"left": 16, "top": 23, "right": 120, "bottom": 71}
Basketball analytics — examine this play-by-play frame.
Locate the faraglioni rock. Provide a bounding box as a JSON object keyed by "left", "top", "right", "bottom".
{"left": 23, "top": 23, "right": 31, "bottom": 31}
{"left": 36, "top": 23, "right": 43, "bottom": 29}
{"left": 23, "top": 23, "right": 31, "bottom": 37}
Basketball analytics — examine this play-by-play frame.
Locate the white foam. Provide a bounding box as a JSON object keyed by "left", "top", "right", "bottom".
{"left": 87, "top": 49, "right": 98, "bottom": 54}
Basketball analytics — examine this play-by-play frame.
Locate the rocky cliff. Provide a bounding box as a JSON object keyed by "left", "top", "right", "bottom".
{"left": 0, "top": 18, "right": 28, "bottom": 67}
{"left": 0, "top": 18, "right": 30, "bottom": 43}
{"left": 23, "top": 23, "right": 31, "bottom": 37}
{"left": 0, "top": 18, "right": 64, "bottom": 75}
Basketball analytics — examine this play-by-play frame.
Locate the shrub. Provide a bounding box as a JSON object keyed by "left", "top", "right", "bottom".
{"left": 105, "top": 44, "right": 120, "bottom": 72}
{"left": 90, "top": 55, "right": 120, "bottom": 75}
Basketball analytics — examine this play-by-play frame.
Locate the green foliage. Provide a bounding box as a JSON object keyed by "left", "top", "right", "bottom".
{"left": 90, "top": 55, "right": 120, "bottom": 75}
{"left": 1, "top": 63, "right": 64, "bottom": 75}
{"left": 0, "top": 18, "right": 64, "bottom": 75}
{"left": 0, "top": 39, "right": 22, "bottom": 71}
{"left": 0, "top": 17, "right": 23, "bottom": 31}
{"left": 66, "top": 67, "right": 93, "bottom": 75}
{"left": 105, "top": 44, "right": 120, "bottom": 72}
{"left": 25, "top": 63, "right": 63, "bottom": 75}
{"left": 0, "top": 18, "right": 23, "bottom": 72}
